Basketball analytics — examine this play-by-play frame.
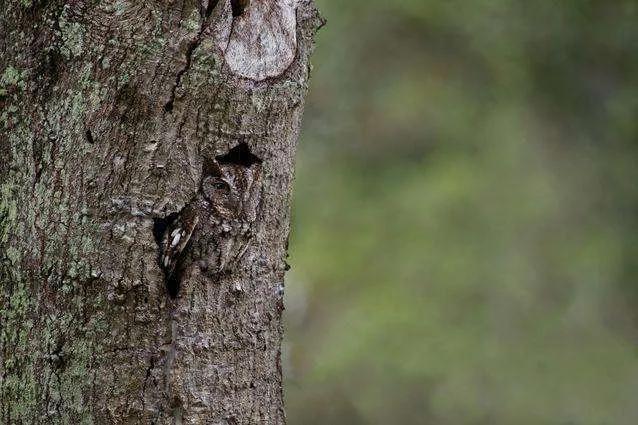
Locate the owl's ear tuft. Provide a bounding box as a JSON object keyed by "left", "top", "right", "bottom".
{"left": 203, "top": 157, "right": 224, "bottom": 177}
{"left": 216, "top": 142, "right": 261, "bottom": 167}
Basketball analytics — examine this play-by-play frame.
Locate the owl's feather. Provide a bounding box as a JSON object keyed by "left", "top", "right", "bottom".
{"left": 160, "top": 208, "right": 199, "bottom": 281}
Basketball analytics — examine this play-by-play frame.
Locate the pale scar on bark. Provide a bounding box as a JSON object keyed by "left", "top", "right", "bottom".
{"left": 214, "top": 0, "right": 299, "bottom": 81}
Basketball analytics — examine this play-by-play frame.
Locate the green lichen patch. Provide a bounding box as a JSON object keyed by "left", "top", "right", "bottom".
{"left": 0, "top": 183, "right": 18, "bottom": 244}
{"left": 0, "top": 65, "right": 27, "bottom": 130}
{"left": 0, "top": 65, "right": 26, "bottom": 109}
{"left": 58, "top": 7, "right": 86, "bottom": 59}
{"left": 184, "top": 8, "right": 201, "bottom": 33}
{"left": 1, "top": 65, "right": 26, "bottom": 91}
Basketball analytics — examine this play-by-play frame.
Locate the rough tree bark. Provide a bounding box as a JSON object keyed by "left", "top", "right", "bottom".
{"left": 0, "top": 0, "right": 321, "bottom": 423}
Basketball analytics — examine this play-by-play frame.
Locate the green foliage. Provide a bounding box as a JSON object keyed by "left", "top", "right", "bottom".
{"left": 285, "top": 1, "right": 638, "bottom": 423}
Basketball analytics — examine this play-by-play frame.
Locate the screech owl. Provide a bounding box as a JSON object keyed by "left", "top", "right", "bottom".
{"left": 158, "top": 144, "right": 262, "bottom": 297}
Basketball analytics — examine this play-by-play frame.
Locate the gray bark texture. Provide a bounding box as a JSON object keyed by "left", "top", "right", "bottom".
{"left": 0, "top": 0, "right": 322, "bottom": 423}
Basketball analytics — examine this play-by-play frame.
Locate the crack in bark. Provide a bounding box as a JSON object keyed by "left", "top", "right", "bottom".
{"left": 230, "top": 0, "right": 249, "bottom": 17}
{"left": 164, "top": 1, "right": 221, "bottom": 113}
{"left": 163, "top": 39, "right": 199, "bottom": 113}
{"left": 85, "top": 129, "right": 94, "bottom": 144}
{"left": 204, "top": 0, "right": 221, "bottom": 18}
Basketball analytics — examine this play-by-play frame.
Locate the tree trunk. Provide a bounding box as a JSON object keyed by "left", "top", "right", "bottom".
{"left": 0, "top": 0, "right": 321, "bottom": 423}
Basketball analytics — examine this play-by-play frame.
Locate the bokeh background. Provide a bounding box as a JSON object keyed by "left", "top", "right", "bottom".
{"left": 283, "top": 1, "right": 638, "bottom": 424}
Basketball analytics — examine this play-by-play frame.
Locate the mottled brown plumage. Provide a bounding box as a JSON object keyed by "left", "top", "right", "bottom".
{"left": 159, "top": 145, "right": 262, "bottom": 296}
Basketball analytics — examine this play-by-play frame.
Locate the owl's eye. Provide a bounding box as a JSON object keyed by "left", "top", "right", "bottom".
{"left": 212, "top": 181, "right": 229, "bottom": 190}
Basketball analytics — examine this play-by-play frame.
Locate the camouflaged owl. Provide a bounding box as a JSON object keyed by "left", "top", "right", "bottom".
{"left": 159, "top": 144, "right": 262, "bottom": 297}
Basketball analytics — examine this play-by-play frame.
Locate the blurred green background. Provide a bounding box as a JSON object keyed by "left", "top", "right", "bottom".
{"left": 284, "top": 1, "right": 638, "bottom": 424}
